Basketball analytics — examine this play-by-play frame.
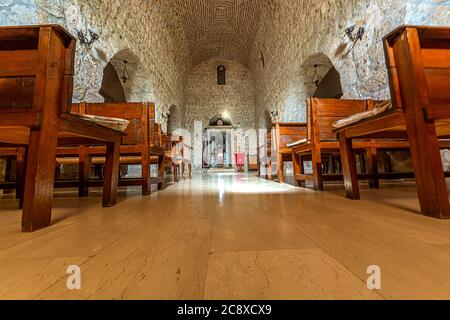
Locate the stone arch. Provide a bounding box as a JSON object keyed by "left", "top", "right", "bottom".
{"left": 283, "top": 53, "right": 342, "bottom": 122}
{"left": 208, "top": 113, "right": 233, "bottom": 127}
{"left": 100, "top": 49, "right": 142, "bottom": 103}
{"left": 263, "top": 110, "right": 273, "bottom": 129}
{"left": 99, "top": 62, "right": 126, "bottom": 102}
{"left": 168, "top": 104, "right": 183, "bottom": 133}
{"left": 312, "top": 67, "right": 343, "bottom": 99}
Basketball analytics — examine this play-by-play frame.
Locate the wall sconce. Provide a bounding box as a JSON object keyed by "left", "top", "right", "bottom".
{"left": 270, "top": 110, "right": 279, "bottom": 122}
{"left": 121, "top": 60, "right": 129, "bottom": 84}
{"left": 162, "top": 112, "right": 170, "bottom": 121}
{"left": 76, "top": 29, "right": 99, "bottom": 46}
{"left": 343, "top": 23, "right": 365, "bottom": 55}
{"left": 312, "top": 64, "right": 321, "bottom": 88}
{"left": 345, "top": 24, "right": 365, "bottom": 43}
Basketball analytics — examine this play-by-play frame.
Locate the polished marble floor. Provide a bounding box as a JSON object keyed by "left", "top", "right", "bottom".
{"left": 1, "top": 173, "right": 450, "bottom": 300}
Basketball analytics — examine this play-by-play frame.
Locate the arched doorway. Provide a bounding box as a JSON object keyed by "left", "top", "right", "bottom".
{"left": 168, "top": 104, "right": 183, "bottom": 134}
{"left": 202, "top": 114, "right": 234, "bottom": 169}
{"left": 97, "top": 50, "right": 141, "bottom": 178}
{"left": 281, "top": 53, "right": 343, "bottom": 179}
{"left": 99, "top": 49, "right": 141, "bottom": 103}
{"left": 283, "top": 53, "right": 343, "bottom": 122}
{"left": 313, "top": 66, "right": 343, "bottom": 99}
{"left": 99, "top": 62, "right": 126, "bottom": 102}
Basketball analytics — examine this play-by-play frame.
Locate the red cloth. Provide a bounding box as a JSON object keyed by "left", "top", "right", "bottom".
{"left": 235, "top": 152, "right": 246, "bottom": 165}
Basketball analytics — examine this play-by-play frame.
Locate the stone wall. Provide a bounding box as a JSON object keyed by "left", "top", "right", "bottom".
{"left": 183, "top": 59, "right": 256, "bottom": 133}
{"left": 0, "top": 0, "right": 191, "bottom": 131}
{"left": 0, "top": 0, "right": 39, "bottom": 25}
{"left": 250, "top": 0, "right": 450, "bottom": 128}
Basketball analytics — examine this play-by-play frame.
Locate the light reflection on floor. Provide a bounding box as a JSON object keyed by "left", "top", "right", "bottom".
{"left": 1, "top": 172, "right": 450, "bottom": 299}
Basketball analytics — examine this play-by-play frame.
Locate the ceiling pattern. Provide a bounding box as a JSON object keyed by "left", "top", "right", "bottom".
{"left": 174, "top": 0, "right": 262, "bottom": 67}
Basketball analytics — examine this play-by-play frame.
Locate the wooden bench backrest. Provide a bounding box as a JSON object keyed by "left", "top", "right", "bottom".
{"left": 274, "top": 123, "right": 307, "bottom": 150}
{"left": 266, "top": 130, "right": 272, "bottom": 157}
{"left": 172, "top": 135, "right": 185, "bottom": 159}
{"left": 384, "top": 26, "right": 450, "bottom": 119}
{"left": 162, "top": 133, "right": 173, "bottom": 156}
{"left": 71, "top": 102, "right": 156, "bottom": 146}
{"left": 308, "top": 98, "right": 369, "bottom": 142}
{"left": 153, "top": 123, "right": 163, "bottom": 148}
{"left": 0, "top": 25, "right": 75, "bottom": 118}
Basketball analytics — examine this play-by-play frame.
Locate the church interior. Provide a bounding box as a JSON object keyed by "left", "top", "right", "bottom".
{"left": 0, "top": 0, "right": 450, "bottom": 300}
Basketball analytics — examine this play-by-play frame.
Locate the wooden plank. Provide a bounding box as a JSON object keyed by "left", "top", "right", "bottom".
{"left": 421, "top": 48, "right": 450, "bottom": 68}
{"left": 85, "top": 102, "right": 145, "bottom": 119}
{"left": 0, "top": 127, "right": 30, "bottom": 145}
{"left": 141, "top": 104, "right": 151, "bottom": 195}
{"left": 278, "top": 125, "right": 307, "bottom": 135}
{"left": 419, "top": 27, "right": 450, "bottom": 41}
{"left": 340, "top": 112, "right": 406, "bottom": 139}
{"left": 424, "top": 69, "right": 450, "bottom": 104}
{"left": 427, "top": 105, "right": 450, "bottom": 120}
{"left": 0, "top": 112, "right": 39, "bottom": 127}
{"left": 384, "top": 34, "right": 404, "bottom": 111}
{"left": 121, "top": 119, "right": 142, "bottom": 145}
{"left": 292, "top": 142, "right": 313, "bottom": 153}
{"left": 0, "top": 25, "right": 75, "bottom": 42}
{"left": 0, "top": 27, "right": 39, "bottom": 41}
{"left": 315, "top": 98, "right": 367, "bottom": 117}
{"left": 370, "top": 140, "right": 410, "bottom": 149}
{"left": 435, "top": 119, "right": 450, "bottom": 136}
{"left": 295, "top": 174, "right": 315, "bottom": 181}
{"left": 0, "top": 51, "right": 38, "bottom": 77}
{"left": 0, "top": 77, "right": 35, "bottom": 110}
{"left": 57, "top": 137, "right": 113, "bottom": 147}
{"left": 102, "top": 137, "right": 120, "bottom": 207}
{"left": 339, "top": 133, "right": 360, "bottom": 200}
{"left": 54, "top": 177, "right": 162, "bottom": 189}
{"left": 58, "top": 116, "right": 125, "bottom": 142}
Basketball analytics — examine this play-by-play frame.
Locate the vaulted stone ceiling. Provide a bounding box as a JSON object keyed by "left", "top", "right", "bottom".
{"left": 174, "top": 0, "right": 262, "bottom": 67}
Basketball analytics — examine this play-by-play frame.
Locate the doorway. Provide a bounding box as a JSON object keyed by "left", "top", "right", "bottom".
{"left": 205, "top": 129, "right": 233, "bottom": 169}
{"left": 202, "top": 114, "right": 234, "bottom": 170}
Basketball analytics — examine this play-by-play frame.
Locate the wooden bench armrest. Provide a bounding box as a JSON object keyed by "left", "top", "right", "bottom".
{"left": 292, "top": 142, "right": 313, "bottom": 153}
{"left": 333, "top": 109, "right": 404, "bottom": 134}
{"left": 59, "top": 113, "right": 127, "bottom": 140}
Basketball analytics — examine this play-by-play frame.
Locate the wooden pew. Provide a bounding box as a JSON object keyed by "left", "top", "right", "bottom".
{"left": 291, "top": 98, "right": 410, "bottom": 191}
{"left": 261, "top": 122, "right": 307, "bottom": 182}
{"left": 274, "top": 122, "right": 307, "bottom": 183}
{"left": 0, "top": 25, "right": 126, "bottom": 232}
{"left": 248, "top": 154, "right": 259, "bottom": 172}
{"left": 172, "top": 135, "right": 192, "bottom": 179}
{"left": 259, "top": 129, "right": 273, "bottom": 179}
{"left": 161, "top": 133, "right": 180, "bottom": 183}
{"left": 55, "top": 102, "right": 165, "bottom": 196}
{"left": 183, "top": 139, "right": 193, "bottom": 178}
{"left": 334, "top": 25, "right": 450, "bottom": 219}
{"left": 150, "top": 123, "right": 168, "bottom": 189}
